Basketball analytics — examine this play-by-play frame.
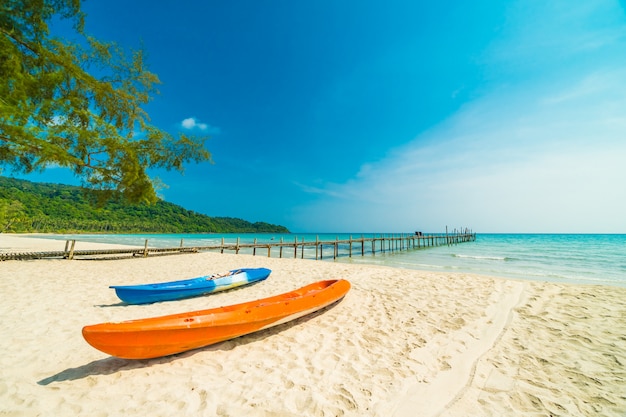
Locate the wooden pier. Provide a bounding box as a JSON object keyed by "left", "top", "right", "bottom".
{"left": 1, "top": 230, "right": 476, "bottom": 261}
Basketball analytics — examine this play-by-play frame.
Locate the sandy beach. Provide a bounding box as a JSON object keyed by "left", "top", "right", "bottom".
{"left": 1, "top": 235, "right": 624, "bottom": 417}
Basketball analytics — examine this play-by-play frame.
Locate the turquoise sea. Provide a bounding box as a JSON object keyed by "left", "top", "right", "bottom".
{"left": 37, "top": 233, "right": 626, "bottom": 288}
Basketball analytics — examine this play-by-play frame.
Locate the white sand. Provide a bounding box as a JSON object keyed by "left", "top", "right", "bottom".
{"left": 1, "top": 234, "right": 624, "bottom": 417}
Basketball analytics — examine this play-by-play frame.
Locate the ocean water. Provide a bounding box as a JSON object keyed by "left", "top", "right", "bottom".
{"left": 344, "top": 234, "right": 626, "bottom": 288}
{"left": 34, "top": 233, "right": 626, "bottom": 288}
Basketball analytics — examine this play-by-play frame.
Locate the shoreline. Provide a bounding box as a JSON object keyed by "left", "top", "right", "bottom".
{"left": 8, "top": 232, "right": 625, "bottom": 289}
{"left": 1, "top": 234, "right": 625, "bottom": 416}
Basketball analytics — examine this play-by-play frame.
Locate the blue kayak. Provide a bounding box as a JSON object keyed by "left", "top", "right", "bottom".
{"left": 110, "top": 267, "right": 271, "bottom": 305}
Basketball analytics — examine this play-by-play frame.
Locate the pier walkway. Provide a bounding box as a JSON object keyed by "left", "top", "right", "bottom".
{"left": 1, "top": 231, "right": 476, "bottom": 261}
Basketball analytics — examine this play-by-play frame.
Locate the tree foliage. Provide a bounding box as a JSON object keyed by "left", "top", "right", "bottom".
{"left": 0, "top": 176, "right": 290, "bottom": 233}
{"left": 0, "top": 0, "right": 211, "bottom": 204}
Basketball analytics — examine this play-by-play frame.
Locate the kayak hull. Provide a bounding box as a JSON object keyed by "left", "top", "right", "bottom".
{"left": 110, "top": 267, "right": 271, "bottom": 304}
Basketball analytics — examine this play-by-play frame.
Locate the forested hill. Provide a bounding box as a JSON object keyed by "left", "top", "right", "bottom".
{"left": 0, "top": 176, "right": 290, "bottom": 234}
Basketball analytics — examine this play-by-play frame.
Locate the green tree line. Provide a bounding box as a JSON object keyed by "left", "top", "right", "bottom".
{"left": 0, "top": 176, "right": 289, "bottom": 234}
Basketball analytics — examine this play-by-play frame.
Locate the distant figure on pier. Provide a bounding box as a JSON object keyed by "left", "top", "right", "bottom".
{"left": 415, "top": 231, "right": 423, "bottom": 236}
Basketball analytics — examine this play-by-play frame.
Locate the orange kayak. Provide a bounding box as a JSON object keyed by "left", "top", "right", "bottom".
{"left": 82, "top": 279, "right": 351, "bottom": 359}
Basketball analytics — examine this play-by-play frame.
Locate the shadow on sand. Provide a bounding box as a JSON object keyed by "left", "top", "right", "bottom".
{"left": 37, "top": 300, "right": 342, "bottom": 386}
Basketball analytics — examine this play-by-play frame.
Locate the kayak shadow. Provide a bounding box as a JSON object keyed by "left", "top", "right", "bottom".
{"left": 96, "top": 301, "right": 127, "bottom": 308}
{"left": 37, "top": 356, "right": 148, "bottom": 385}
{"left": 37, "top": 298, "right": 344, "bottom": 386}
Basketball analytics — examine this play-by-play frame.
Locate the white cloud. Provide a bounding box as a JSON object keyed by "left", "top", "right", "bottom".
{"left": 181, "top": 117, "right": 219, "bottom": 133}
{"left": 292, "top": 98, "right": 626, "bottom": 233}
{"left": 289, "top": 0, "right": 626, "bottom": 233}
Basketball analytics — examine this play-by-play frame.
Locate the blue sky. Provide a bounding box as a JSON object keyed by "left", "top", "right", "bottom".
{"left": 16, "top": 0, "right": 626, "bottom": 233}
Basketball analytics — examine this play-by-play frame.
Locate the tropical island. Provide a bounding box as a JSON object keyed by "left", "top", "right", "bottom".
{"left": 0, "top": 176, "right": 289, "bottom": 234}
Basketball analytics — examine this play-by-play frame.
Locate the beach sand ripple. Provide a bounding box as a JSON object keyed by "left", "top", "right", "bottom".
{"left": 1, "top": 235, "right": 625, "bottom": 416}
